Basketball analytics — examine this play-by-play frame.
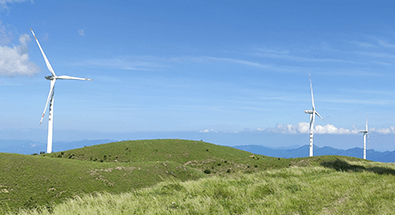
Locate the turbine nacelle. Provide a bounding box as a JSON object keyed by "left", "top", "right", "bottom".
{"left": 45, "top": 75, "right": 55, "bottom": 80}
{"left": 304, "top": 110, "right": 314, "bottom": 114}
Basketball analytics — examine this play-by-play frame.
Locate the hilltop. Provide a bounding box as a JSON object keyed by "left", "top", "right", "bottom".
{"left": 0, "top": 139, "right": 291, "bottom": 213}
{"left": 1, "top": 139, "right": 387, "bottom": 214}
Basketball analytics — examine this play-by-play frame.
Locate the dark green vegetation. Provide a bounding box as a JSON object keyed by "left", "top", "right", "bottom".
{"left": 0, "top": 139, "right": 391, "bottom": 214}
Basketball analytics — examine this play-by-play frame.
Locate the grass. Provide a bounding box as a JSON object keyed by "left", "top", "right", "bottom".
{"left": 13, "top": 159, "right": 395, "bottom": 215}
{"left": 45, "top": 139, "right": 293, "bottom": 174}
{"left": 1, "top": 139, "right": 392, "bottom": 214}
{"left": 0, "top": 155, "right": 204, "bottom": 212}
{"left": 0, "top": 139, "right": 289, "bottom": 213}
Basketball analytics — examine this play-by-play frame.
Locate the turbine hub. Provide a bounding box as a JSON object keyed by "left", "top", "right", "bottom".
{"left": 45, "top": 75, "right": 55, "bottom": 80}
{"left": 304, "top": 110, "right": 314, "bottom": 114}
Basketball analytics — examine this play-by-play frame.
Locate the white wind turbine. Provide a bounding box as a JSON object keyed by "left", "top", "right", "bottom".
{"left": 31, "top": 29, "right": 93, "bottom": 153}
{"left": 360, "top": 117, "right": 369, "bottom": 160}
{"left": 304, "top": 73, "right": 324, "bottom": 157}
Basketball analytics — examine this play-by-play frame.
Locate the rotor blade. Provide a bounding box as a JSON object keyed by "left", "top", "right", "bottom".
{"left": 366, "top": 116, "right": 368, "bottom": 132}
{"left": 367, "top": 133, "right": 370, "bottom": 148}
{"left": 315, "top": 111, "right": 324, "bottom": 121}
{"left": 56, "top": 75, "right": 93, "bottom": 81}
{"left": 40, "top": 80, "right": 56, "bottom": 125}
{"left": 30, "top": 28, "right": 56, "bottom": 77}
{"left": 309, "top": 73, "right": 315, "bottom": 110}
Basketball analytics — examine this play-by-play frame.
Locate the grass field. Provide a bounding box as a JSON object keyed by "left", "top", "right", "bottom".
{"left": 1, "top": 139, "right": 394, "bottom": 214}
{"left": 0, "top": 139, "right": 288, "bottom": 213}
{"left": 13, "top": 160, "right": 395, "bottom": 215}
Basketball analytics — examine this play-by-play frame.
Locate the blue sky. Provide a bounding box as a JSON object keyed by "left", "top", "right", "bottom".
{"left": 1, "top": 1, "right": 395, "bottom": 151}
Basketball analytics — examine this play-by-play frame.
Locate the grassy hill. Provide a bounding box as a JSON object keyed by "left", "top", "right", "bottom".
{"left": 13, "top": 159, "right": 395, "bottom": 215}
{"left": 0, "top": 139, "right": 290, "bottom": 213}
{"left": 1, "top": 139, "right": 390, "bottom": 214}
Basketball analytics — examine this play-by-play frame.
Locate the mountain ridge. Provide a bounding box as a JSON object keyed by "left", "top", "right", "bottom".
{"left": 232, "top": 145, "right": 395, "bottom": 163}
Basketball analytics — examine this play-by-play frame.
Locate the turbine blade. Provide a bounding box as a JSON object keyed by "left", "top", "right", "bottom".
{"left": 309, "top": 73, "right": 315, "bottom": 110}
{"left": 30, "top": 28, "right": 57, "bottom": 77}
{"left": 366, "top": 116, "right": 368, "bottom": 132}
{"left": 40, "top": 80, "right": 56, "bottom": 125}
{"left": 315, "top": 111, "right": 324, "bottom": 121}
{"left": 56, "top": 75, "right": 93, "bottom": 81}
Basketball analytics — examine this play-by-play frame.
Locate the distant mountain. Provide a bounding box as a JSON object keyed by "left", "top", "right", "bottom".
{"left": 233, "top": 145, "right": 395, "bottom": 163}
{"left": 0, "top": 139, "right": 115, "bottom": 155}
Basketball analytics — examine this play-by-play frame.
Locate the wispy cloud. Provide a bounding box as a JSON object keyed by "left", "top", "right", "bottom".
{"left": 78, "top": 29, "right": 85, "bottom": 36}
{"left": 373, "top": 38, "right": 395, "bottom": 49}
{"left": 78, "top": 56, "right": 166, "bottom": 71}
{"left": 253, "top": 47, "right": 354, "bottom": 64}
{"left": 0, "top": 0, "right": 30, "bottom": 3}
{"left": 354, "top": 51, "right": 395, "bottom": 59}
{"left": 0, "top": 22, "right": 12, "bottom": 45}
{"left": 350, "top": 41, "right": 376, "bottom": 48}
{"left": 0, "top": 0, "right": 32, "bottom": 8}
{"left": 321, "top": 98, "right": 395, "bottom": 106}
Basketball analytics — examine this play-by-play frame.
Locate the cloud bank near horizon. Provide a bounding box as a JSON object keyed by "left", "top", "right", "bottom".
{"left": 199, "top": 123, "right": 395, "bottom": 135}
{"left": 261, "top": 122, "right": 395, "bottom": 135}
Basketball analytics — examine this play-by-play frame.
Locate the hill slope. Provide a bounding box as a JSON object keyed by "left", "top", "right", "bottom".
{"left": 0, "top": 139, "right": 370, "bottom": 213}
{"left": 1, "top": 139, "right": 290, "bottom": 213}
{"left": 46, "top": 139, "right": 295, "bottom": 174}
{"left": 15, "top": 158, "right": 395, "bottom": 215}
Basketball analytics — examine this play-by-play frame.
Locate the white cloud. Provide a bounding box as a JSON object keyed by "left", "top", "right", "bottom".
{"left": 0, "top": 34, "right": 40, "bottom": 76}
{"left": 199, "top": 129, "right": 218, "bottom": 133}
{"left": 0, "top": 22, "right": 12, "bottom": 45}
{"left": 264, "top": 122, "right": 395, "bottom": 135}
{"left": 78, "top": 29, "right": 85, "bottom": 36}
{"left": 265, "top": 122, "right": 359, "bottom": 134}
{"left": 78, "top": 56, "right": 165, "bottom": 71}
{"left": 370, "top": 126, "right": 395, "bottom": 134}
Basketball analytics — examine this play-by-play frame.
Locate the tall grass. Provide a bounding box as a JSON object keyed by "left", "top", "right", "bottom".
{"left": 14, "top": 163, "right": 395, "bottom": 215}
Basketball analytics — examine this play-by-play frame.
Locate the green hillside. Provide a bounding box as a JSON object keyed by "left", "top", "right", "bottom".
{"left": 14, "top": 159, "right": 395, "bottom": 215}
{"left": 0, "top": 139, "right": 381, "bottom": 214}
{"left": 0, "top": 139, "right": 286, "bottom": 213}
{"left": 45, "top": 139, "right": 298, "bottom": 175}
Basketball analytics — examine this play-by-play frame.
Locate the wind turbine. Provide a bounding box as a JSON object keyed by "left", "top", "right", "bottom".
{"left": 304, "top": 73, "right": 324, "bottom": 157}
{"left": 360, "top": 117, "right": 369, "bottom": 160}
{"left": 31, "top": 29, "right": 93, "bottom": 153}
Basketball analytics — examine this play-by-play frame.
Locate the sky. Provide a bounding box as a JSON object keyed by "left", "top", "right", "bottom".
{"left": 1, "top": 1, "right": 395, "bottom": 152}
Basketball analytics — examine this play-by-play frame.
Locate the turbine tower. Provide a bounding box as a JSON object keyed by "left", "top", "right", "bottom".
{"left": 360, "top": 117, "right": 369, "bottom": 160}
{"left": 304, "top": 73, "right": 324, "bottom": 157}
{"left": 31, "top": 29, "right": 93, "bottom": 153}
